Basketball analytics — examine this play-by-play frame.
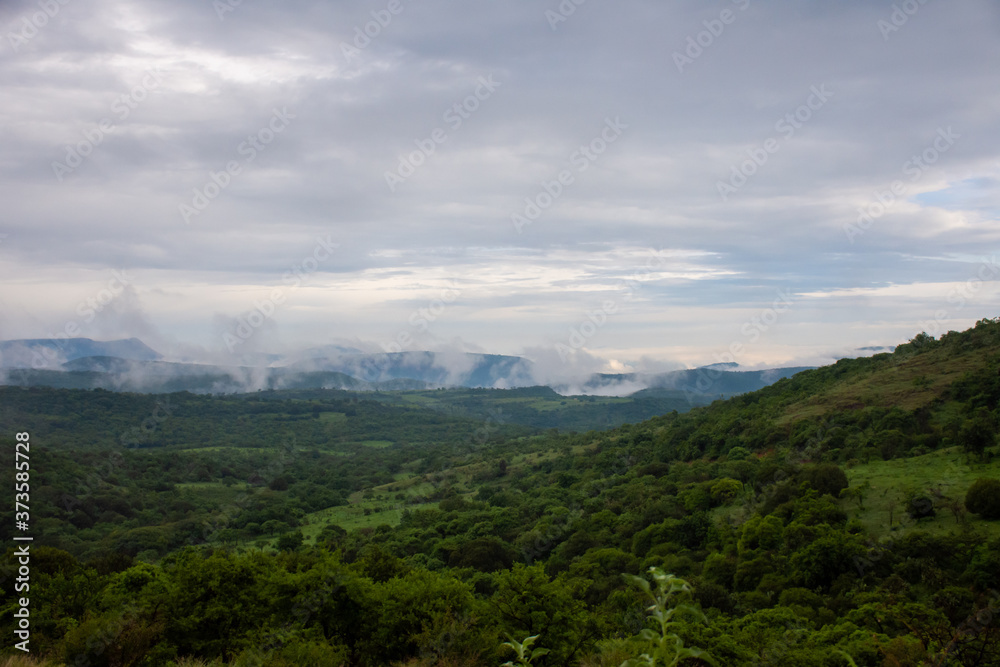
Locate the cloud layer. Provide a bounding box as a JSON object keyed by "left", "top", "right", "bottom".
{"left": 1, "top": 0, "right": 998, "bottom": 372}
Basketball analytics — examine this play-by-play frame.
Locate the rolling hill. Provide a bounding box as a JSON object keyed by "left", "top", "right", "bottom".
{"left": 1, "top": 319, "right": 999, "bottom": 665}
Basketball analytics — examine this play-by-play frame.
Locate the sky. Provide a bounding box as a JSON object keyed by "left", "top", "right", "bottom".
{"left": 1, "top": 0, "right": 998, "bottom": 375}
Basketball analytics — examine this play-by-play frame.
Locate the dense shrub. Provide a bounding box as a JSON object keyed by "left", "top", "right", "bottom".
{"left": 965, "top": 478, "right": 1000, "bottom": 519}
{"left": 800, "top": 464, "right": 849, "bottom": 497}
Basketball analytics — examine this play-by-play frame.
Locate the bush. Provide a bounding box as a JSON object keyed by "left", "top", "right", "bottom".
{"left": 710, "top": 478, "right": 742, "bottom": 505}
{"left": 449, "top": 536, "right": 516, "bottom": 572}
{"left": 271, "top": 637, "right": 350, "bottom": 666}
{"left": 906, "top": 494, "right": 936, "bottom": 520}
{"left": 726, "top": 446, "right": 751, "bottom": 461}
{"left": 800, "top": 464, "right": 849, "bottom": 498}
{"left": 958, "top": 408, "right": 997, "bottom": 459}
{"left": 965, "top": 478, "right": 1000, "bottom": 519}
{"left": 276, "top": 530, "right": 304, "bottom": 551}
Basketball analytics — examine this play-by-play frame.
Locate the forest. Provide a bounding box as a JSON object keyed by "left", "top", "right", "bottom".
{"left": 2, "top": 318, "right": 1000, "bottom": 666}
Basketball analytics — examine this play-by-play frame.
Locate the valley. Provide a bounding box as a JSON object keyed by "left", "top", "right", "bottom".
{"left": 1, "top": 320, "right": 999, "bottom": 665}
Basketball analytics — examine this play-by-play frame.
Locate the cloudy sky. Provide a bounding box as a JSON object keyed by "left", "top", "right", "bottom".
{"left": 1, "top": 0, "right": 998, "bottom": 372}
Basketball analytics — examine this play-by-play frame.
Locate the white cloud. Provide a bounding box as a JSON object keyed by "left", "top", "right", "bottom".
{"left": 0, "top": 0, "right": 998, "bottom": 365}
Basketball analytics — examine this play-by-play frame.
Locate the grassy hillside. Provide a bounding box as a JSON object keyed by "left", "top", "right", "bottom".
{"left": 638, "top": 319, "right": 1000, "bottom": 465}
{"left": 841, "top": 446, "right": 1000, "bottom": 540}
{"left": 2, "top": 319, "right": 999, "bottom": 666}
{"left": 776, "top": 333, "right": 994, "bottom": 422}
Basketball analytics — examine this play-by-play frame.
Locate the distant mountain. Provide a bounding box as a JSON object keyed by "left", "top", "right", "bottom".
{"left": 4, "top": 357, "right": 411, "bottom": 393}
{"left": 290, "top": 351, "right": 533, "bottom": 387}
{"left": 561, "top": 366, "right": 815, "bottom": 398}
{"left": 698, "top": 361, "right": 740, "bottom": 371}
{"left": 296, "top": 344, "right": 365, "bottom": 358}
{"left": 0, "top": 337, "right": 161, "bottom": 368}
{"left": 0, "top": 337, "right": 810, "bottom": 398}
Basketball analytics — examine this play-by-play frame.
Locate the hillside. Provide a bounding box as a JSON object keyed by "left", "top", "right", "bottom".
{"left": 2, "top": 319, "right": 999, "bottom": 666}
{"left": 584, "top": 366, "right": 814, "bottom": 397}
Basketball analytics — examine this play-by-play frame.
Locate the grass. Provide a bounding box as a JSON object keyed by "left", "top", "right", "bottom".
{"left": 318, "top": 411, "right": 347, "bottom": 424}
{"left": 298, "top": 462, "right": 455, "bottom": 538}
{"left": 290, "top": 436, "right": 596, "bottom": 543}
{"left": 841, "top": 446, "right": 1000, "bottom": 541}
{"left": 292, "top": 435, "right": 562, "bottom": 538}
{"left": 364, "top": 388, "right": 635, "bottom": 419}
{"left": 360, "top": 440, "right": 394, "bottom": 448}
{"left": 397, "top": 394, "right": 438, "bottom": 406}
{"left": 172, "top": 446, "right": 281, "bottom": 453}
{"left": 514, "top": 396, "right": 630, "bottom": 412}
{"left": 303, "top": 500, "right": 438, "bottom": 534}
{"left": 777, "top": 345, "right": 991, "bottom": 425}
{"left": 0, "top": 657, "right": 59, "bottom": 667}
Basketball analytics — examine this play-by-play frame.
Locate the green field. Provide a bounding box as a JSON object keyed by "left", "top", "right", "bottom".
{"left": 317, "top": 411, "right": 347, "bottom": 424}
{"left": 842, "top": 446, "right": 1000, "bottom": 540}
{"left": 302, "top": 502, "right": 431, "bottom": 535}
{"left": 173, "top": 445, "right": 282, "bottom": 453}
{"left": 359, "top": 439, "right": 394, "bottom": 448}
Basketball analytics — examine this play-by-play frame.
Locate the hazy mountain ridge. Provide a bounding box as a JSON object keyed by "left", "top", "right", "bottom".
{"left": 4, "top": 358, "right": 414, "bottom": 394}
{"left": 567, "top": 366, "right": 815, "bottom": 397}
{"left": 0, "top": 337, "right": 161, "bottom": 367}
{"left": 0, "top": 337, "right": 814, "bottom": 397}
{"left": 286, "top": 350, "right": 534, "bottom": 387}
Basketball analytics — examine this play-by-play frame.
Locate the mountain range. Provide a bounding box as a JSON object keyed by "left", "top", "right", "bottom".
{"left": 0, "top": 336, "right": 813, "bottom": 398}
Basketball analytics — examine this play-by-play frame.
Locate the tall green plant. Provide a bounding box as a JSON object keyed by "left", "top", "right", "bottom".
{"left": 620, "top": 568, "right": 715, "bottom": 667}
{"left": 501, "top": 633, "right": 550, "bottom": 667}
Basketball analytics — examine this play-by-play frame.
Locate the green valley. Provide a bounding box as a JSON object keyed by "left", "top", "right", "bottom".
{"left": 2, "top": 319, "right": 1000, "bottom": 666}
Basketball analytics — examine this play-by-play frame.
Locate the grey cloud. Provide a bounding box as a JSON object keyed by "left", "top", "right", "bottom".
{"left": 0, "top": 0, "right": 997, "bottom": 367}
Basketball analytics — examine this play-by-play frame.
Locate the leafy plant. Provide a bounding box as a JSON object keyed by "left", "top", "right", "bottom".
{"left": 834, "top": 648, "right": 858, "bottom": 666}
{"left": 620, "top": 568, "right": 715, "bottom": 666}
{"left": 965, "top": 477, "right": 1000, "bottom": 519}
{"left": 501, "top": 634, "right": 550, "bottom": 666}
